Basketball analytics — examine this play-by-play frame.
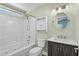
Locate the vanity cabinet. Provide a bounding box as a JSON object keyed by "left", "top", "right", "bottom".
{"left": 48, "top": 41, "right": 78, "bottom": 56}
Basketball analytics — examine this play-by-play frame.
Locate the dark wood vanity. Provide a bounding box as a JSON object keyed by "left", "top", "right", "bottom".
{"left": 48, "top": 41, "right": 78, "bottom": 56}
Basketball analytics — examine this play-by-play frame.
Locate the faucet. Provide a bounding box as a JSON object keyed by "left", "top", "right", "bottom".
{"left": 57, "top": 35, "right": 67, "bottom": 39}
{"left": 57, "top": 35, "right": 62, "bottom": 39}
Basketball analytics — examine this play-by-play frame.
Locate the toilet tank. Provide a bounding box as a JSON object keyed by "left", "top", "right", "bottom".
{"left": 37, "top": 39, "right": 45, "bottom": 48}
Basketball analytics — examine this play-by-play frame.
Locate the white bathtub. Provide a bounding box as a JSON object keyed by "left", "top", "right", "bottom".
{"left": 9, "top": 43, "right": 35, "bottom": 56}
{"left": 0, "top": 42, "right": 35, "bottom": 56}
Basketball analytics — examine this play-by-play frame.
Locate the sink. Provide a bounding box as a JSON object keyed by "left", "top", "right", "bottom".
{"left": 48, "top": 37, "right": 78, "bottom": 46}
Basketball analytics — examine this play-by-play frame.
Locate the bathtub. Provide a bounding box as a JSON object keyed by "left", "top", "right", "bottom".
{"left": 0, "top": 42, "right": 35, "bottom": 56}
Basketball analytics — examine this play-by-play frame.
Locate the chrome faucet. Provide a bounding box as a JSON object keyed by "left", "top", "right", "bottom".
{"left": 57, "top": 35, "right": 67, "bottom": 39}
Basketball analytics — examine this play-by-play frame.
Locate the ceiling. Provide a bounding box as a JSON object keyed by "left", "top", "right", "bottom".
{"left": 9, "top": 3, "right": 69, "bottom": 13}
{"left": 10, "top": 3, "right": 44, "bottom": 12}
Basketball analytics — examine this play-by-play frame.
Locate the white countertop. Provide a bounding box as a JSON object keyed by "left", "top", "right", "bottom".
{"left": 47, "top": 37, "right": 79, "bottom": 46}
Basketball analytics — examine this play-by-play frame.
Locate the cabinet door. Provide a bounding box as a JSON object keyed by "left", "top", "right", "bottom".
{"left": 72, "top": 47, "right": 78, "bottom": 56}
{"left": 53, "top": 43, "right": 65, "bottom": 56}
{"left": 51, "top": 42, "right": 61, "bottom": 56}
{"left": 48, "top": 41, "right": 52, "bottom": 56}
{"left": 48, "top": 41, "right": 59, "bottom": 56}
{"left": 62, "top": 44, "right": 78, "bottom": 56}
{"left": 48, "top": 41, "right": 65, "bottom": 56}
{"left": 57, "top": 44, "right": 64, "bottom": 56}
{"left": 51, "top": 42, "right": 58, "bottom": 56}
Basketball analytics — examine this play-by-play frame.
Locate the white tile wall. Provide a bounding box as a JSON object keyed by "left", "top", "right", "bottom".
{"left": 27, "top": 16, "right": 36, "bottom": 44}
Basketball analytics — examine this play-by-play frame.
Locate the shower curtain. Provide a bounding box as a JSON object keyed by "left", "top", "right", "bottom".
{"left": 0, "top": 7, "right": 36, "bottom": 55}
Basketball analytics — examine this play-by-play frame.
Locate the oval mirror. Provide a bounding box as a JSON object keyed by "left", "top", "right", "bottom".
{"left": 55, "top": 12, "right": 70, "bottom": 30}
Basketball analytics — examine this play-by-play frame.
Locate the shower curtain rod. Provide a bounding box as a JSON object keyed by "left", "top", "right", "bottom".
{"left": 0, "top": 3, "right": 36, "bottom": 18}
{"left": 0, "top": 3, "right": 26, "bottom": 14}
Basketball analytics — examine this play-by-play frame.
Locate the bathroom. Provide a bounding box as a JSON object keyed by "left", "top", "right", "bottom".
{"left": 0, "top": 3, "right": 79, "bottom": 56}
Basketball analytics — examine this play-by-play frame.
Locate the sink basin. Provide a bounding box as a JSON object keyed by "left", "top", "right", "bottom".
{"left": 48, "top": 37, "right": 78, "bottom": 46}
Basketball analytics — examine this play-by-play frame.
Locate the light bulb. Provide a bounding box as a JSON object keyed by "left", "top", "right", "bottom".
{"left": 52, "top": 9, "right": 56, "bottom": 12}
{"left": 66, "top": 5, "right": 69, "bottom": 9}
{"left": 59, "top": 7, "right": 62, "bottom": 11}
{"left": 51, "top": 9, "right": 56, "bottom": 15}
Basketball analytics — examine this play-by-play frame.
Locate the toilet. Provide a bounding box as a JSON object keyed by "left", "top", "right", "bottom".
{"left": 29, "top": 39, "right": 45, "bottom": 56}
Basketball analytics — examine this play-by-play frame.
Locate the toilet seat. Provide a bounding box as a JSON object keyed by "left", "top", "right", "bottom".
{"left": 29, "top": 47, "right": 42, "bottom": 56}
{"left": 29, "top": 39, "right": 45, "bottom": 56}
